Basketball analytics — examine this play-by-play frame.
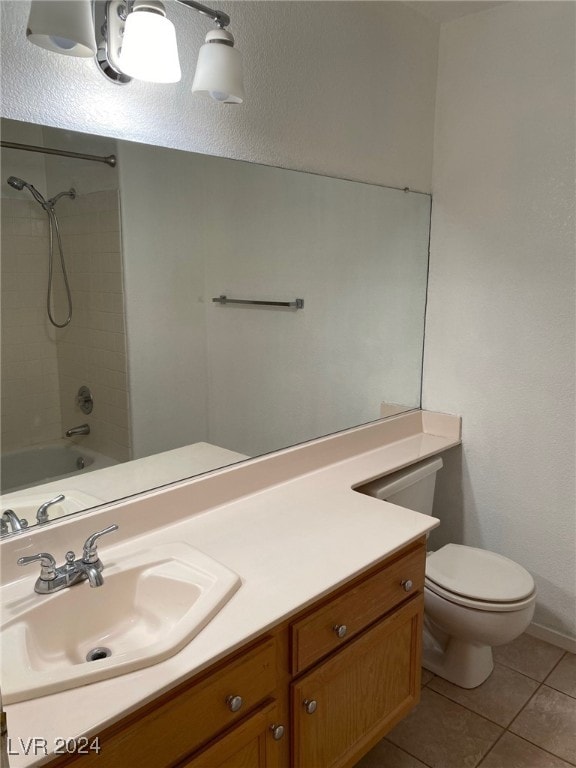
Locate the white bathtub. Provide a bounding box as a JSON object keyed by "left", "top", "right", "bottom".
{"left": 1, "top": 443, "right": 118, "bottom": 494}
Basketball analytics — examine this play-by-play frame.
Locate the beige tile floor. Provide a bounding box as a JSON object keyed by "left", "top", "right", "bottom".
{"left": 356, "top": 633, "right": 576, "bottom": 768}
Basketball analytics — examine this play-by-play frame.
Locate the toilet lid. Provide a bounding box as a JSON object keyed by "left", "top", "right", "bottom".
{"left": 426, "top": 544, "right": 535, "bottom": 602}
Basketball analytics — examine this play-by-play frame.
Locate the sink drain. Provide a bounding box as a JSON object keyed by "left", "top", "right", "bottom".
{"left": 86, "top": 647, "right": 112, "bottom": 662}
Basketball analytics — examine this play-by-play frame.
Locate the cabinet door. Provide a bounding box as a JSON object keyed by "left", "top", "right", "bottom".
{"left": 292, "top": 596, "right": 423, "bottom": 768}
{"left": 180, "top": 702, "right": 286, "bottom": 768}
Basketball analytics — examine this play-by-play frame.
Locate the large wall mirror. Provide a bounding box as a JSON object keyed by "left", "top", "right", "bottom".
{"left": 1, "top": 116, "right": 431, "bottom": 533}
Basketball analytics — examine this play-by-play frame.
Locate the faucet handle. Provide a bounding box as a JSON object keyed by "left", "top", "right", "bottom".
{"left": 82, "top": 524, "right": 119, "bottom": 563}
{"left": 17, "top": 553, "right": 57, "bottom": 581}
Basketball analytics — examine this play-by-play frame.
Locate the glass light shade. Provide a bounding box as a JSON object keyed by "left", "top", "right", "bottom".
{"left": 192, "top": 30, "right": 244, "bottom": 104}
{"left": 118, "top": 9, "right": 181, "bottom": 84}
{"left": 26, "top": 0, "right": 96, "bottom": 57}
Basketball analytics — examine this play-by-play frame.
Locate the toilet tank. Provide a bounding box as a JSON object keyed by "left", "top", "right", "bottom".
{"left": 356, "top": 456, "right": 443, "bottom": 516}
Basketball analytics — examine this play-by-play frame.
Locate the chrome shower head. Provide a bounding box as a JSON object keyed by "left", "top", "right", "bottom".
{"left": 6, "top": 175, "right": 49, "bottom": 208}
{"left": 7, "top": 176, "right": 26, "bottom": 191}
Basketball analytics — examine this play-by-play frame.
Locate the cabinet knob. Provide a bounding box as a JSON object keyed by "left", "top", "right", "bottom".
{"left": 226, "top": 694, "right": 244, "bottom": 712}
{"left": 270, "top": 724, "right": 285, "bottom": 741}
{"left": 333, "top": 624, "right": 347, "bottom": 638}
{"left": 401, "top": 579, "right": 414, "bottom": 592}
{"left": 303, "top": 699, "right": 317, "bottom": 714}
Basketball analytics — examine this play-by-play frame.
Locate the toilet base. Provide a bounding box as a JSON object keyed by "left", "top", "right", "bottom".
{"left": 422, "top": 630, "right": 494, "bottom": 689}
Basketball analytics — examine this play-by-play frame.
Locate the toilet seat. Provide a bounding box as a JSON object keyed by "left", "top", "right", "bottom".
{"left": 425, "top": 544, "right": 535, "bottom": 612}
{"left": 425, "top": 578, "right": 536, "bottom": 612}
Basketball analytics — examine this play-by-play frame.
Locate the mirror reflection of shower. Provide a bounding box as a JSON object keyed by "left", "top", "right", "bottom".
{"left": 6, "top": 175, "right": 75, "bottom": 328}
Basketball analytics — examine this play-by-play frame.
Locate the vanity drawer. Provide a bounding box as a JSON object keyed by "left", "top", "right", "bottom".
{"left": 54, "top": 637, "right": 277, "bottom": 768}
{"left": 290, "top": 542, "right": 425, "bottom": 674}
{"left": 180, "top": 636, "right": 278, "bottom": 748}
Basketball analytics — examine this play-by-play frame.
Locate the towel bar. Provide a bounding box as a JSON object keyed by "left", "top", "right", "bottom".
{"left": 212, "top": 295, "right": 304, "bottom": 309}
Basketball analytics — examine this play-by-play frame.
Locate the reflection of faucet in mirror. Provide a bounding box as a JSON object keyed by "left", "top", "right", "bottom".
{"left": 1, "top": 510, "right": 28, "bottom": 536}
{"left": 17, "top": 524, "right": 119, "bottom": 594}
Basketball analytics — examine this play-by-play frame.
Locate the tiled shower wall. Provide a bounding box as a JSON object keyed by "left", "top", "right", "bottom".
{"left": 0, "top": 190, "right": 131, "bottom": 462}
{"left": 1, "top": 198, "right": 61, "bottom": 450}
{"left": 55, "top": 190, "right": 130, "bottom": 462}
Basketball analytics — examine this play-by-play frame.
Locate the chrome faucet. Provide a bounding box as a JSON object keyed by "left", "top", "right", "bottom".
{"left": 17, "top": 524, "right": 118, "bottom": 594}
{"left": 36, "top": 493, "right": 65, "bottom": 524}
{"left": 65, "top": 424, "right": 90, "bottom": 437}
{"left": 1, "top": 510, "right": 28, "bottom": 536}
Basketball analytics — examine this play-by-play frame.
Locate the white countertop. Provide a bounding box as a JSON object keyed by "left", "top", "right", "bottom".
{"left": 1, "top": 442, "right": 249, "bottom": 522}
{"left": 1, "top": 410, "right": 461, "bottom": 767}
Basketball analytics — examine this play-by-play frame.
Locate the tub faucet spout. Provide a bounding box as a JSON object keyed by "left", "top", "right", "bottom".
{"left": 36, "top": 493, "right": 65, "bottom": 524}
{"left": 65, "top": 424, "right": 90, "bottom": 437}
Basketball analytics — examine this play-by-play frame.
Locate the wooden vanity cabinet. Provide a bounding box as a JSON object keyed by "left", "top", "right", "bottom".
{"left": 45, "top": 637, "right": 283, "bottom": 768}
{"left": 46, "top": 539, "right": 425, "bottom": 768}
{"left": 291, "top": 597, "right": 423, "bottom": 768}
{"left": 290, "top": 543, "right": 425, "bottom": 674}
{"left": 179, "top": 701, "right": 284, "bottom": 768}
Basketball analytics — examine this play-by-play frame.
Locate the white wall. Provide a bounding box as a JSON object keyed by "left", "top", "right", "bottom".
{"left": 0, "top": 1, "right": 439, "bottom": 193}
{"left": 119, "top": 144, "right": 430, "bottom": 459}
{"left": 117, "top": 142, "right": 209, "bottom": 459}
{"left": 424, "top": 2, "right": 576, "bottom": 641}
{"left": 203, "top": 159, "right": 430, "bottom": 456}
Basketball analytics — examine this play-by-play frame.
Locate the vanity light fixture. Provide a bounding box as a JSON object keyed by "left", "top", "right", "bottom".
{"left": 191, "top": 27, "right": 243, "bottom": 103}
{"left": 117, "top": 1, "right": 182, "bottom": 83}
{"left": 26, "top": 0, "right": 97, "bottom": 57}
{"left": 26, "top": 0, "right": 245, "bottom": 103}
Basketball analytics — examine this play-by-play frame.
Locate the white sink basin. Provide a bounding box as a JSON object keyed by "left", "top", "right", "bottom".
{"left": 1, "top": 543, "right": 241, "bottom": 704}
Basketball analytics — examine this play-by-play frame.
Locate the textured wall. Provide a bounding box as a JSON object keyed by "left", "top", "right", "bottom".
{"left": 423, "top": 2, "right": 576, "bottom": 641}
{"left": 0, "top": 1, "right": 439, "bottom": 193}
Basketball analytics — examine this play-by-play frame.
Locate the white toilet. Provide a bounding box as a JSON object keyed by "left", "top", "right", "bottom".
{"left": 358, "top": 456, "right": 536, "bottom": 689}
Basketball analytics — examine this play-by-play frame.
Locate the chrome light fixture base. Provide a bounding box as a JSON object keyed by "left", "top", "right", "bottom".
{"left": 95, "top": 0, "right": 132, "bottom": 84}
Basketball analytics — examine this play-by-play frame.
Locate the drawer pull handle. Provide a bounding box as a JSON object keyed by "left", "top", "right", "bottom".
{"left": 333, "top": 624, "right": 347, "bottom": 638}
{"left": 401, "top": 579, "right": 414, "bottom": 592}
{"left": 303, "top": 699, "right": 317, "bottom": 715}
{"left": 270, "top": 724, "right": 285, "bottom": 741}
{"left": 226, "top": 695, "right": 244, "bottom": 713}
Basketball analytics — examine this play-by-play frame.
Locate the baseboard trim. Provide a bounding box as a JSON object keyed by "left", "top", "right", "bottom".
{"left": 527, "top": 622, "right": 576, "bottom": 653}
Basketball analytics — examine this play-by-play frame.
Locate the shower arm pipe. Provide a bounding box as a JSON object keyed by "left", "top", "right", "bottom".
{"left": 173, "top": 0, "right": 230, "bottom": 29}
{"left": 0, "top": 141, "right": 116, "bottom": 168}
